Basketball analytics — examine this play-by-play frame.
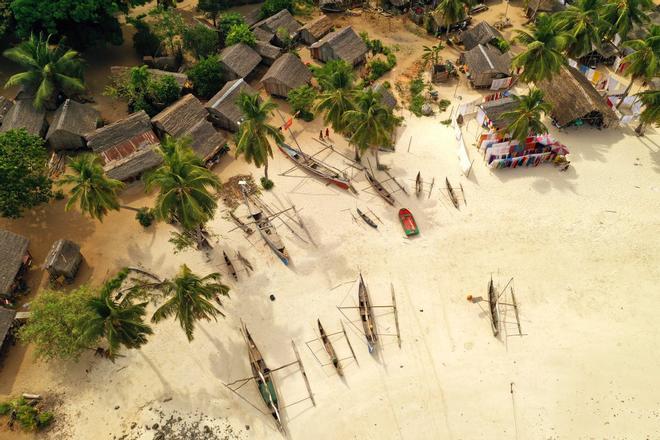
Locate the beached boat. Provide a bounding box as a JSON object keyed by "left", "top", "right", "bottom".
{"left": 318, "top": 319, "right": 343, "bottom": 377}
{"left": 488, "top": 277, "right": 499, "bottom": 337}
{"left": 446, "top": 177, "right": 459, "bottom": 209}
{"left": 357, "top": 208, "right": 377, "bottom": 229}
{"left": 358, "top": 274, "right": 378, "bottom": 353}
{"left": 365, "top": 171, "right": 395, "bottom": 206}
{"left": 242, "top": 323, "right": 283, "bottom": 430}
{"left": 277, "top": 142, "right": 351, "bottom": 190}
{"left": 398, "top": 208, "right": 419, "bottom": 236}
{"left": 241, "top": 187, "right": 289, "bottom": 265}
{"left": 223, "top": 251, "right": 238, "bottom": 281}
{"left": 415, "top": 172, "right": 422, "bottom": 197}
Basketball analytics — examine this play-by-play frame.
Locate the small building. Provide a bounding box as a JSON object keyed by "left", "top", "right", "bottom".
{"left": 220, "top": 43, "right": 262, "bottom": 81}
{"left": 462, "top": 44, "right": 512, "bottom": 89}
{"left": 110, "top": 66, "right": 188, "bottom": 88}
{"left": 310, "top": 26, "right": 368, "bottom": 66}
{"left": 428, "top": 10, "right": 472, "bottom": 35}
{"left": 45, "top": 99, "right": 99, "bottom": 150}
{"left": 459, "top": 21, "right": 504, "bottom": 51}
{"left": 0, "top": 97, "right": 13, "bottom": 126}
{"left": 151, "top": 94, "right": 228, "bottom": 164}
{"left": 0, "top": 99, "right": 47, "bottom": 138}
{"left": 0, "top": 307, "right": 17, "bottom": 355}
{"left": 299, "top": 15, "right": 333, "bottom": 45}
{"left": 372, "top": 83, "right": 397, "bottom": 109}
{"left": 206, "top": 79, "right": 258, "bottom": 132}
{"left": 578, "top": 41, "right": 618, "bottom": 67}
{"left": 44, "top": 239, "right": 82, "bottom": 281}
{"left": 253, "top": 27, "right": 275, "bottom": 44}
{"left": 85, "top": 111, "right": 163, "bottom": 181}
{"left": 477, "top": 96, "right": 517, "bottom": 130}
{"left": 261, "top": 53, "right": 312, "bottom": 98}
{"left": 526, "top": 0, "right": 565, "bottom": 18}
{"left": 536, "top": 64, "right": 618, "bottom": 129}
{"left": 0, "top": 229, "right": 31, "bottom": 301}
{"left": 252, "top": 10, "right": 301, "bottom": 46}
{"left": 255, "top": 41, "right": 282, "bottom": 65}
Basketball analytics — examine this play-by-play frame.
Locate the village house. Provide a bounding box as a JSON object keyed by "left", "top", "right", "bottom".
{"left": 44, "top": 239, "right": 83, "bottom": 282}
{"left": 461, "top": 44, "right": 512, "bottom": 89}
{"left": 0, "top": 229, "right": 31, "bottom": 302}
{"left": 309, "top": 26, "right": 368, "bottom": 66}
{"left": 459, "top": 21, "right": 504, "bottom": 51}
{"left": 261, "top": 53, "right": 312, "bottom": 98}
{"left": 206, "top": 79, "right": 259, "bottom": 132}
{"left": 251, "top": 10, "right": 301, "bottom": 47}
{"left": 0, "top": 98, "right": 47, "bottom": 137}
{"left": 220, "top": 43, "right": 262, "bottom": 81}
{"left": 45, "top": 99, "right": 99, "bottom": 150}
{"left": 299, "top": 15, "right": 333, "bottom": 45}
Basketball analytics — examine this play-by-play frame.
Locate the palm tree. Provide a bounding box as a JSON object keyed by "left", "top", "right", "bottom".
{"left": 145, "top": 136, "right": 221, "bottom": 233}
{"left": 554, "top": 0, "right": 610, "bottom": 58}
{"left": 633, "top": 89, "right": 660, "bottom": 135}
{"left": 601, "top": 0, "right": 652, "bottom": 41}
{"left": 616, "top": 25, "right": 660, "bottom": 108}
{"left": 234, "top": 92, "right": 283, "bottom": 182}
{"left": 512, "top": 14, "right": 573, "bottom": 83}
{"left": 500, "top": 89, "right": 552, "bottom": 143}
{"left": 150, "top": 264, "right": 229, "bottom": 341}
{"left": 342, "top": 89, "right": 402, "bottom": 162}
{"left": 422, "top": 43, "right": 444, "bottom": 70}
{"left": 81, "top": 289, "right": 153, "bottom": 360}
{"left": 433, "top": 0, "right": 468, "bottom": 40}
{"left": 314, "top": 60, "right": 356, "bottom": 135}
{"left": 3, "top": 34, "right": 85, "bottom": 110}
{"left": 59, "top": 153, "right": 125, "bottom": 222}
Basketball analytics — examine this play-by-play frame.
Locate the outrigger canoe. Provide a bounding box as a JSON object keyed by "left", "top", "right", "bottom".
{"left": 223, "top": 251, "right": 238, "bottom": 281}
{"left": 358, "top": 274, "right": 378, "bottom": 353}
{"left": 415, "top": 172, "right": 422, "bottom": 198}
{"left": 365, "top": 171, "right": 396, "bottom": 206}
{"left": 318, "top": 319, "right": 343, "bottom": 377}
{"left": 241, "top": 186, "right": 289, "bottom": 265}
{"left": 398, "top": 208, "right": 419, "bottom": 236}
{"left": 357, "top": 208, "right": 377, "bottom": 229}
{"left": 277, "top": 142, "right": 351, "bottom": 190}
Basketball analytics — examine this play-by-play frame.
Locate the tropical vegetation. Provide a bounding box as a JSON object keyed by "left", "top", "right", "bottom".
{"left": 601, "top": 0, "right": 652, "bottom": 41}
{"left": 617, "top": 25, "right": 660, "bottom": 105}
{"left": 198, "top": 0, "right": 229, "bottom": 26}
{"left": 260, "top": 0, "right": 294, "bottom": 19}
{"left": 288, "top": 85, "right": 318, "bottom": 121}
{"left": 105, "top": 65, "right": 181, "bottom": 116}
{"left": 433, "top": 0, "right": 468, "bottom": 39}
{"left": 0, "top": 396, "right": 53, "bottom": 431}
{"left": 187, "top": 55, "right": 225, "bottom": 99}
{"left": 225, "top": 23, "right": 256, "bottom": 47}
{"left": 500, "top": 89, "right": 551, "bottom": 143}
{"left": 183, "top": 24, "right": 220, "bottom": 59}
{"left": 633, "top": 89, "right": 660, "bottom": 135}
{"left": 314, "top": 60, "right": 356, "bottom": 134}
{"left": 554, "top": 0, "right": 609, "bottom": 58}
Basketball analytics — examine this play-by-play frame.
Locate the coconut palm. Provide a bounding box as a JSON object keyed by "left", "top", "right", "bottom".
{"left": 500, "top": 88, "right": 552, "bottom": 143}
{"left": 81, "top": 288, "right": 153, "bottom": 360}
{"left": 59, "top": 153, "right": 125, "bottom": 222}
{"left": 314, "top": 60, "right": 356, "bottom": 135}
{"left": 512, "top": 14, "right": 573, "bottom": 83}
{"left": 554, "top": 0, "right": 610, "bottom": 58}
{"left": 145, "top": 136, "right": 221, "bottom": 232}
{"left": 601, "top": 0, "right": 652, "bottom": 41}
{"left": 3, "top": 34, "right": 85, "bottom": 110}
{"left": 632, "top": 89, "right": 660, "bottom": 135}
{"left": 234, "top": 92, "right": 284, "bottom": 182}
{"left": 150, "top": 264, "right": 229, "bottom": 341}
{"left": 616, "top": 25, "right": 660, "bottom": 107}
{"left": 433, "top": 0, "right": 468, "bottom": 40}
{"left": 342, "top": 88, "right": 402, "bottom": 161}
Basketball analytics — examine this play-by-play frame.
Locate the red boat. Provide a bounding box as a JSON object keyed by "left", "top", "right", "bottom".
{"left": 398, "top": 208, "right": 419, "bottom": 236}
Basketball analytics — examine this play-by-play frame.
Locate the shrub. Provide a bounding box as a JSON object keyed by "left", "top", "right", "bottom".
{"left": 130, "top": 18, "right": 162, "bottom": 57}
{"left": 149, "top": 75, "right": 181, "bottom": 107}
{"left": 225, "top": 23, "right": 256, "bottom": 47}
{"left": 287, "top": 85, "right": 317, "bottom": 121}
{"left": 260, "top": 177, "right": 274, "bottom": 190}
{"left": 136, "top": 207, "right": 155, "bottom": 227}
{"left": 183, "top": 24, "right": 220, "bottom": 59}
{"left": 0, "top": 397, "right": 53, "bottom": 431}
{"left": 187, "top": 55, "right": 225, "bottom": 99}
{"left": 491, "top": 37, "right": 510, "bottom": 53}
{"left": 437, "top": 98, "right": 451, "bottom": 112}
{"left": 410, "top": 94, "right": 425, "bottom": 116}
{"left": 218, "top": 12, "right": 246, "bottom": 43}
{"left": 260, "top": 0, "right": 294, "bottom": 19}
{"left": 53, "top": 189, "right": 65, "bottom": 200}
{"left": 105, "top": 65, "right": 181, "bottom": 117}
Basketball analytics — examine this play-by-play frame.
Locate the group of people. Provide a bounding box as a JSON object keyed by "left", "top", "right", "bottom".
{"left": 319, "top": 128, "right": 331, "bottom": 141}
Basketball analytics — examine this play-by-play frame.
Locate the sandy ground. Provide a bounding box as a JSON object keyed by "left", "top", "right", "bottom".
{"left": 1, "top": 2, "right": 660, "bottom": 439}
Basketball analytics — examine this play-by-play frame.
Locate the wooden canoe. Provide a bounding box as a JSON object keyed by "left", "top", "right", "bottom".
{"left": 223, "top": 251, "right": 238, "bottom": 281}
{"left": 356, "top": 208, "right": 377, "bottom": 229}
{"left": 398, "top": 208, "right": 419, "bottom": 236}
{"left": 318, "top": 319, "right": 343, "bottom": 376}
{"left": 488, "top": 277, "right": 499, "bottom": 337}
{"left": 415, "top": 172, "right": 422, "bottom": 197}
{"left": 446, "top": 177, "right": 459, "bottom": 209}
{"left": 358, "top": 273, "right": 378, "bottom": 353}
{"left": 277, "top": 142, "right": 351, "bottom": 190}
{"left": 241, "top": 188, "right": 289, "bottom": 265}
{"left": 242, "top": 323, "right": 283, "bottom": 429}
{"left": 365, "top": 171, "right": 395, "bottom": 206}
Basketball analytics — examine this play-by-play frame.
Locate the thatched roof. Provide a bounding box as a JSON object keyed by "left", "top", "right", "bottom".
{"left": 300, "top": 15, "right": 333, "bottom": 40}
{"left": 0, "top": 229, "right": 29, "bottom": 296}
{"left": 261, "top": 53, "right": 312, "bottom": 91}
{"left": 46, "top": 99, "right": 99, "bottom": 140}
{"left": 0, "top": 307, "right": 16, "bottom": 346}
{"left": 252, "top": 9, "right": 301, "bottom": 35}
{"left": 527, "top": 0, "right": 564, "bottom": 13}
{"left": 104, "top": 146, "right": 162, "bottom": 181}
{"left": 478, "top": 96, "right": 517, "bottom": 129}
{"left": 220, "top": 43, "right": 262, "bottom": 78}
{"left": 0, "top": 97, "right": 13, "bottom": 126}
{"left": 311, "top": 26, "right": 368, "bottom": 65}
{"left": 110, "top": 66, "right": 188, "bottom": 88}
{"left": 372, "top": 83, "right": 397, "bottom": 109}
{"left": 253, "top": 27, "right": 275, "bottom": 43}
{"left": 255, "top": 40, "right": 282, "bottom": 62}
{"left": 536, "top": 64, "right": 618, "bottom": 128}
{"left": 151, "top": 94, "right": 228, "bottom": 162}
{"left": 44, "top": 239, "right": 82, "bottom": 279}
{"left": 0, "top": 99, "right": 47, "bottom": 137}
{"left": 460, "top": 21, "right": 503, "bottom": 51}
{"left": 206, "top": 78, "right": 257, "bottom": 124}
{"left": 463, "top": 44, "right": 511, "bottom": 75}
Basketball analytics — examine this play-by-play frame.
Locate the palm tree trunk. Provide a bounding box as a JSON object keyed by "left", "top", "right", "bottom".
{"left": 119, "top": 205, "right": 141, "bottom": 212}
{"left": 615, "top": 76, "right": 635, "bottom": 110}
{"left": 264, "top": 161, "right": 269, "bottom": 180}
{"left": 354, "top": 145, "right": 361, "bottom": 162}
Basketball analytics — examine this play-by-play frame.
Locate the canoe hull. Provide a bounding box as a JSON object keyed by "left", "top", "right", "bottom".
{"left": 277, "top": 142, "right": 351, "bottom": 190}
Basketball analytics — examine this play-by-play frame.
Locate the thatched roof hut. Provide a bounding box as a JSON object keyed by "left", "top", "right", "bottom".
{"left": 206, "top": 79, "right": 258, "bottom": 132}
{"left": 261, "top": 53, "right": 312, "bottom": 97}
{"left": 0, "top": 229, "right": 30, "bottom": 298}
{"left": 151, "top": 94, "right": 228, "bottom": 163}
{"left": 0, "top": 97, "right": 13, "bottom": 126}
{"left": 459, "top": 21, "right": 503, "bottom": 51}
{"left": 85, "top": 111, "right": 162, "bottom": 181}
{"left": 110, "top": 66, "right": 188, "bottom": 88}
{"left": 300, "top": 15, "right": 333, "bottom": 45}
{"left": 253, "top": 27, "right": 275, "bottom": 44}
{"left": 372, "top": 83, "right": 397, "bottom": 109}
{"left": 45, "top": 100, "right": 99, "bottom": 150}
{"left": 0, "top": 99, "right": 47, "bottom": 138}
{"left": 255, "top": 41, "right": 282, "bottom": 65}
{"left": 536, "top": 65, "right": 618, "bottom": 129}
{"left": 252, "top": 10, "right": 301, "bottom": 46}
{"left": 526, "top": 0, "right": 564, "bottom": 17}
{"left": 310, "top": 26, "right": 368, "bottom": 66}
{"left": 579, "top": 41, "right": 618, "bottom": 67}
{"left": 220, "top": 43, "right": 262, "bottom": 80}
{"left": 0, "top": 307, "right": 16, "bottom": 351}
{"left": 44, "top": 239, "right": 82, "bottom": 280}
{"left": 462, "top": 44, "right": 511, "bottom": 88}
{"left": 478, "top": 96, "right": 517, "bottom": 129}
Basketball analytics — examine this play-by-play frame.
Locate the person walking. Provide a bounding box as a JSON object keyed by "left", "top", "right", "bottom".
{"left": 319, "top": 130, "right": 324, "bottom": 140}
{"left": 325, "top": 127, "right": 330, "bottom": 138}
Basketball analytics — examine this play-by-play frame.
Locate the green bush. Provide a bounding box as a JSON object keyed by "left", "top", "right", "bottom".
{"left": 135, "top": 207, "right": 155, "bottom": 227}
{"left": 225, "top": 23, "right": 256, "bottom": 47}
{"left": 287, "top": 85, "right": 317, "bottom": 121}
{"left": 260, "top": 177, "right": 274, "bottom": 190}
{"left": 260, "top": 0, "right": 294, "bottom": 19}
{"left": 105, "top": 65, "right": 181, "bottom": 117}
{"left": 187, "top": 55, "right": 225, "bottom": 99}
{"left": 491, "top": 37, "right": 510, "bottom": 53}
{"left": 410, "top": 77, "right": 424, "bottom": 96}
{"left": 218, "top": 12, "right": 245, "bottom": 43}
{"left": 183, "top": 24, "right": 220, "bottom": 59}
{"left": 130, "top": 18, "right": 162, "bottom": 57}
{"left": 149, "top": 75, "right": 180, "bottom": 107}
{"left": 0, "top": 397, "right": 54, "bottom": 431}
{"left": 410, "top": 94, "right": 425, "bottom": 116}
{"left": 53, "top": 189, "right": 65, "bottom": 200}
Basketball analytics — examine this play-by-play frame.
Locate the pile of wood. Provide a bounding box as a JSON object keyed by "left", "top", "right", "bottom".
{"left": 219, "top": 174, "right": 259, "bottom": 209}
